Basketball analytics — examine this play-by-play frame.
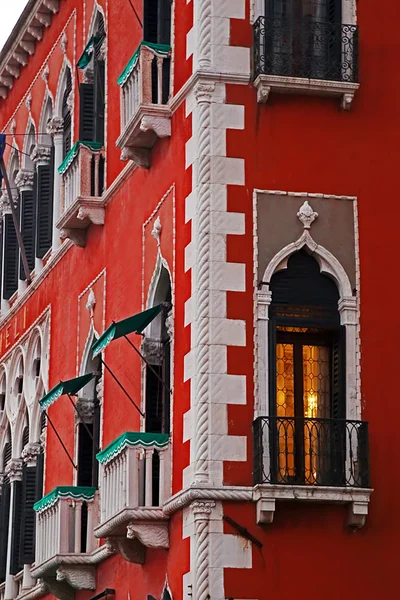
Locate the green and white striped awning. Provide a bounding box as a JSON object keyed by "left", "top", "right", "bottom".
{"left": 34, "top": 486, "right": 97, "bottom": 513}
{"left": 96, "top": 432, "right": 169, "bottom": 465}
{"left": 39, "top": 374, "right": 95, "bottom": 411}
{"left": 91, "top": 305, "right": 162, "bottom": 358}
{"left": 117, "top": 41, "right": 171, "bottom": 87}
{"left": 77, "top": 33, "right": 104, "bottom": 69}
{"left": 58, "top": 141, "right": 103, "bottom": 175}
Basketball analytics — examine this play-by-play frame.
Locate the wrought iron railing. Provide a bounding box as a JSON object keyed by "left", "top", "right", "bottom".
{"left": 253, "top": 15, "right": 359, "bottom": 83}
{"left": 253, "top": 416, "right": 369, "bottom": 487}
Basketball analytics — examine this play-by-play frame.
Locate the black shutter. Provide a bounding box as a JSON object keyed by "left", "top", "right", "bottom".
{"left": 62, "top": 70, "right": 72, "bottom": 159}
{"left": 10, "top": 480, "right": 23, "bottom": 575}
{"left": 144, "top": 0, "right": 159, "bottom": 42}
{"left": 158, "top": 0, "right": 171, "bottom": 44}
{"left": 3, "top": 213, "right": 19, "bottom": 300}
{"left": 36, "top": 150, "right": 54, "bottom": 259}
{"left": 20, "top": 183, "right": 37, "bottom": 279}
{"left": 79, "top": 83, "right": 95, "bottom": 142}
{"left": 0, "top": 478, "right": 10, "bottom": 582}
{"left": 77, "top": 423, "right": 94, "bottom": 487}
{"left": 145, "top": 365, "right": 163, "bottom": 433}
{"left": 94, "top": 61, "right": 105, "bottom": 145}
{"left": 19, "top": 466, "right": 36, "bottom": 565}
{"left": 331, "top": 326, "right": 346, "bottom": 420}
{"left": 35, "top": 450, "right": 44, "bottom": 501}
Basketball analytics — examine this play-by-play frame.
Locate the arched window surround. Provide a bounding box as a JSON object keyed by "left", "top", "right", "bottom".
{"left": 251, "top": 0, "right": 357, "bottom": 23}
{"left": 255, "top": 229, "right": 359, "bottom": 422}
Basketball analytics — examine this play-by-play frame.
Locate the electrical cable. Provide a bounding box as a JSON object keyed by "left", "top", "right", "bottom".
{"left": 127, "top": 0, "right": 143, "bottom": 28}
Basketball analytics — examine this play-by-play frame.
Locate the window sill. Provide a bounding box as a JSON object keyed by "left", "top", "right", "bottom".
{"left": 56, "top": 196, "right": 105, "bottom": 248}
{"left": 253, "top": 483, "right": 373, "bottom": 529}
{"left": 254, "top": 74, "right": 360, "bottom": 110}
{"left": 116, "top": 104, "right": 171, "bottom": 169}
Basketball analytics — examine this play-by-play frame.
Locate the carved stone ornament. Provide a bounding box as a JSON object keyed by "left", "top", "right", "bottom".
{"left": 15, "top": 169, "right": 35, "bottom": 191}
{"left": 191, "top": 500, "right": 216, "bottom": 519}
{"left": 194, "top": 82, "right": 215, "bottom": 103}
{"left": 60, "top": 32, "right": 67, "bottom": 54}
{"left": 60, "top": 228, "right": 87, "bottom": 248}
{"left": 25, "top": 93, "right": 32, "bottom": 112}
{"left": 47, "top": 116, "right": 64, "bottom": 136}
{"left": 66, "top": 91, "right": 74, "bottom": 112}
{"left": 31, "top": 144, "right": 52, "bottom": 166}
{"left": 75, "top": 397, "right": 95, "bottom": 422}
{"left": 297, "top": 200, "right": 318, "bottom": 230}
{"left": 120, "top": 147, "right": 151, "bottom": 169}
{"left": 83, "top": 68, "right": 94, "bottom": 85}
{"left": 22, "top": 442, "right": 41, "bottom": 466}
{"left": 42, "top": 65, "right": 50, "bottom": 84}
{"left": 126, "top": 522, "right": 169, "bottom": 550}
{"left": 140, "top": 115, "right": 171, "bottom": 139}
{"left": 86, "top": 288, "right": 96, "bottom": 316}
{"left": 5, "top": 458, "right": 23, "bottom": 482}
{"left": 152, "top": 216, "right": 162, "bottom": 247}
{"left": 77, "top": 205, "right": 105, "bottom": 225}
{"left": 141, "top": 338, "right": 163, "bottom": 365}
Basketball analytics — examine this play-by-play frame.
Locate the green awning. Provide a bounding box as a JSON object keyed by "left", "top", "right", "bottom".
{"left": 58, "top": 141, "right": 103, "bottom": 175}
{"left": 92, "top": 305, "right": 162, "bottom": 358}
{"left": 77, "top": 33, "right": 104, "bottom": 69}
{"left": 117, "top": 41, "right": 171, "bottom": 87}
{"left": 39, "top": 373, "right": 95, "bottom": 411}
{"left": 96, "top": 431, "right": 169, "bottom": 465}
{"left": 34, "top": 486, "right": 96, "bottom": 513}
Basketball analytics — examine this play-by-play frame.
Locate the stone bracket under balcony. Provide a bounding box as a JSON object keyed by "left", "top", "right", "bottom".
{"left": 117, "top": 105, "right": 171, "bottom": 169}
{"left": 254, "top": 74, "right": 360, "bottom": 110}
{"left": 56, "top": 197, "right": 105, "bottom": 248}
{"left": 253, "top": 484, "right": 373, "bottom": 529}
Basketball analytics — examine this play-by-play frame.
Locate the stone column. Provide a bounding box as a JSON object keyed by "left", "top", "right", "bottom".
{"left": 15, "top": 169, "right": 35, "bottom": 295}
{"left": 192, "top": 501, "right": 215, "bottom": 600}
{"left": 4, "top": 459, "right": 23, "bottom": 600}
{"left": 31, "top": 144, "right": 52, "bottom": 273}
{"left": 46, "top": 117, "right": 64, "bottom": 252}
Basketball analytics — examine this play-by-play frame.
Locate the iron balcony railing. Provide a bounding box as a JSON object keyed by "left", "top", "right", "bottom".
{"left": 253, "top": 416, "right": 370, "bottom": 488}
{"left": 253, "top": 15, "right": 359, "bottom": 83}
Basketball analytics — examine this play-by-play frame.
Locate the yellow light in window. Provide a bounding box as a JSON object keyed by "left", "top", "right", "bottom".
{"left": 306, "top": 394, "right": 318, "bottom": 418}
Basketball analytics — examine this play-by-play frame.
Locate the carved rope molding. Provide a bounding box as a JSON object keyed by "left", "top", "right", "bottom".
{"left": 197, "top": 0, "right": 212, "bottom": 70}
{"left": 193, "top": 82, "right": 215, "bottom": 485}
{"left": 192, "top": 501, "right": 216, "bottom": 600}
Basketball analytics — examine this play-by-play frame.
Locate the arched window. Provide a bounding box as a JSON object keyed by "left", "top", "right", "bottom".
{"left": 79, "top": 12, "right": 106, "bottom": 145}
{"left": 268, "top": 250, "right": 345, "bottom": 486}
{"left": 2, "top": 152, "right": 20, "bottom": 302}
{"left": 0, "top": 427, "right": 12, "bottom": 582}
{"left": 62, "top": 68, "right": 72, "bottom": 158}
{"left": 144, "top": 265, "right": 172, "bottom": 435}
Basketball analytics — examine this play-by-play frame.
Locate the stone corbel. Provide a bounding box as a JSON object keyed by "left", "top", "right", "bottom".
{"left": 106, "top": 536, "right": 146, "bottom": 565}
{"left": 348, "top": 501, "right": 368, "bottom": 529}
{"left": 256, "top": 497, "right": 276, "bottom": 524}
{"left": 77, "top": 205, "right": 105, "bottom": 226}
{"left": 127, "top": 522, "right": 169, "bottom": 550}
{"left": 341, "top": 92, "right": 355, "bottom": 111}
{"left": 140, "top": 115, "right": 171, "bottom": 139}
{"left": 60, "top": 228, "right": 87, "bottom": 248}
{"left": 42, "top": 577, "right": 74, "bottom": 600}
{"left": 121, "top": 146, "right": 151, "bottom": 169}
{"left": 56, "top": 565, "right": 96, "bottom": 591}
{"left": 257, "top": 81, "right": 271, "bottom": 104}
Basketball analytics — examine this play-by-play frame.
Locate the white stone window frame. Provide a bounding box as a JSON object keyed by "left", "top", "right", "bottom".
{"left": 253, "top": 190, "right": 372, "bottom": 529}
{"left": 251, "top": 0, "right": 359, "bottom": 109}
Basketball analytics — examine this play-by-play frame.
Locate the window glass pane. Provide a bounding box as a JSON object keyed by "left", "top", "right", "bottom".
{"left": 276, "top": 343, "right": 295, "bottom": 481}
{"left": 302, "top": 344, "right": 330, "bottom": 418}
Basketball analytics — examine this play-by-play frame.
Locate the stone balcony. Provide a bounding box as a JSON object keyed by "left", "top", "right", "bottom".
{"left": 31, "top": 487, "right": 112, "bottom": 600}
{"left": 56, "top": 142, "right": 105, "bottom": 248}
{"left": 116, "top": 42, "right": 172, "bottom": 169}
{"left": 94, "top": 432, "right": 171, "bottom": 563}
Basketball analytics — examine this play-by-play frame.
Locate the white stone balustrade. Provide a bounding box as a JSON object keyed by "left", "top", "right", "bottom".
{"left": 34, "top": 487, "right": 98, "bottom": 567}
{"left": 120, "top": 45, "right": 169, "bottom": 132}
{"left": 61, "top": 143, "right": 104, "bottom": 212}
{"left": 97, "top": 432, "right": 171, "bottom": 526}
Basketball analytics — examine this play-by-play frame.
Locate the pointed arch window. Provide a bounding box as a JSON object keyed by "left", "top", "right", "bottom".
{"left": 62, "top": 69, "right": 73, "bottom": 159}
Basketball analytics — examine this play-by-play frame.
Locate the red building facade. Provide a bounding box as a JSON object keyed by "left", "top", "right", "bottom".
{"left": 0, "top": 0, "right": 392, "bottom": 599}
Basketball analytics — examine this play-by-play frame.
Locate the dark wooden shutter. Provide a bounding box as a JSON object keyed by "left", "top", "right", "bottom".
{"left": 19, "top": 466, "right": 36, "bottom": 565}
{"left": 158, "top": 0, "right": 171, "bottom": 44}
{"left": 145, "top": 365, "right": 163, "bottom": 433}
{"left": 3, "top": 213, "right": 19, "bottom": 300}
{"left": 10, "top": 480, "right": 23, "bottom": 575}
{"left": 79, "top": 83, "right": 95, "bottom": 142}
{"left": 20, "top": 183, "right": 37, "bottom": 279}
{"left": 144, "top": 0, "right": 159, "bottom": 42}
{"left": 36, "top": 149, "right": 54, "bottom": 259}
{"left": 62, "top": 70, "right": 72, "bottom": 159}
{"left": 77, "top": 423, "right": 94, "bottom": 487}
{"left": 94, "top": 61, "right": 105, "bottom": 145}
{"left": 0, "top": 478, "right": 10, "bottom": 582}
{"left": 35, "top": 450, "right": 44, "bottom": 501}
{"left": 331, "top": 326, "right": 346, "bottom": 420}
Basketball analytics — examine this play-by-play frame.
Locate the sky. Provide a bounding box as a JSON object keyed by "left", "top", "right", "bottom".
{"left": 0, "top": 1, "right": 29, "bottom": 51}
